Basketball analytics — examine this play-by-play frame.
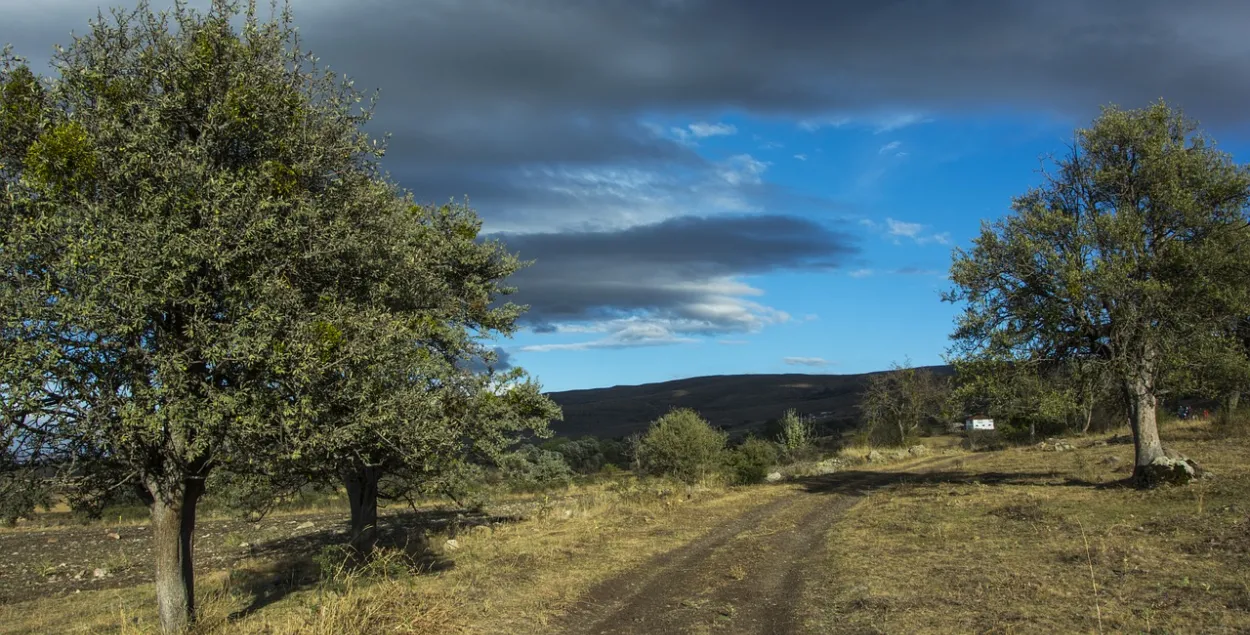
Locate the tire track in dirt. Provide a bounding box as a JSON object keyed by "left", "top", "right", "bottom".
{"left": 557, "top": 452, "right": 987, "bottom": 635}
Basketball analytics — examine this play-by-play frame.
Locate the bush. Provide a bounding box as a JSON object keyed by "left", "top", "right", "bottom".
{"left": 775, "top": 409, "right": 816, "bottom": 461}
{"left": 728, "top": 438, "right": 779, "bottom": 485}
{"left": 553, "top": 437, "right": 607, "bottom": 473}
{"left": 636, "top": 408, "right": 727, "bottom": 483}
{"left": 498, "top": 445, "right": 573, "bottom": 491}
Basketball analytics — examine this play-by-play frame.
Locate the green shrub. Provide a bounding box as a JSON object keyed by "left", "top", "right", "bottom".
{"left": 775, "top": 408, "right": 817, "bottom": 461}
{"left": 554, "top": 437, "right": 607, "bottom": 473}
{"left": 498, "top": 445, "right": 573, "bottom": 491}
{"left": 636, "top": 408, "right": 727, "bottom": 483}
{"left": 728, "top": 438, "right": 779, "bottom": 485}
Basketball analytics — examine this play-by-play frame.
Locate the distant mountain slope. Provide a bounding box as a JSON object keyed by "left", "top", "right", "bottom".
{"left": 545, "top": 366, "right": 953, "bottom": 439}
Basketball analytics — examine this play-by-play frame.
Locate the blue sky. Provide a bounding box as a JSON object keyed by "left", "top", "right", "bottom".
{"left": 8, "top": 0, "right": 1250, "bottom": 393}
{"left": 503, "top": 113, "right": 1078, "bottom": 390}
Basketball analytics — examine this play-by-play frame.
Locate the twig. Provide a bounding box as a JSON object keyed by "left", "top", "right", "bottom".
{"left": 1078, "top": 520, "right": 1104, "bottom": 634}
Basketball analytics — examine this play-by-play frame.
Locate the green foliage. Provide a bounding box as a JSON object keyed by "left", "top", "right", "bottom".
{"left": 550, "top": 437, "right": 608, "bottom": 474}
{"left": 775, "top": 409, "right": 816, "bottom": 460}
{"left": 497, "top": 445, "right": 573, "bottom": 492}
{"left": 636, "top": 408, "right": 727, "bottom": 484}
{"left": 859, "top": 361, "right": 951, "bottom": 447}
{"left": 728, "top": 437, "right": 779, "bottom": 485}
{"left": 945, "top": 100, "right": 1250, "bottom": 478}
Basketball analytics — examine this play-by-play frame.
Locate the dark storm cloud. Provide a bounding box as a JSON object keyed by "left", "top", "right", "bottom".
{"left": 293, "top": 0, "right": 1250, "bottom": 217}
{"left": 10, "top": 0, "right": 1248, "bottom": 218}
{"left": 490, "top": 214, "right": 858, "bottom": 327}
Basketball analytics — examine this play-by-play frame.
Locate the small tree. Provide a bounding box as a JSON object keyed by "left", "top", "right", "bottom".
{"left": 636, "top": 408, "right": 727, "bottom": 483}
{"left": 946, "top": 101, "right": 1250, "bottom": 487}
{"left": 775, "top": 409, "right": 816, "bottom": 459}
{"left": 859, "top": 361, "right": 949, "bottom": 447}
{"left": 728, "top": 437, "right": 779, "bottom": 485}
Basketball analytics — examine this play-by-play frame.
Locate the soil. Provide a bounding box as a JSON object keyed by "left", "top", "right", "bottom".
{"left": 557, "top": 454, "right": 977, "bottom": 635}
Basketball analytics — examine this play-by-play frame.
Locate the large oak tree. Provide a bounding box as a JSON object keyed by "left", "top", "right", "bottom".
{"left": 945, "top": 101, "right": 1250, "bottom": 487}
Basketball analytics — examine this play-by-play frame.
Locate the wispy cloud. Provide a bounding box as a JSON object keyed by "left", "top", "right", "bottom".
{"left": 519, "top": 320, "right": 699, "bottom": 352}
{"left": 784, "top": 356, "right": 832, "bottom": 367}
{"left": 793, "top": 153, "right": 808, "bottom": 161}
{"left": 878, "top": 141, "right": 902, "bottom": 155}
{"left": 885, "top": 218, "right": 950, "bottom": 246}
{"left": 799, "top": 113, "right": 931, "bottom": 134}
{"left": 848, "top": 268, "right": 875, "bottom": 278}
{"left": 666, "top": 121, "right": 739, "bottom": 144}
{"left": 687, "top": 121, "right": 738, "bottom": 138}
{"left": 873, "top": 114, "right": 932, "bottom": 134}
{"left": 718, "top": 339, "right": 749, "bottom": 345}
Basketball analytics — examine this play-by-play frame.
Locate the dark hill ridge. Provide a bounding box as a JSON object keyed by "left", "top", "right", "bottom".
{"left": 545, "top": 365, "right": 953, "bottom": 439}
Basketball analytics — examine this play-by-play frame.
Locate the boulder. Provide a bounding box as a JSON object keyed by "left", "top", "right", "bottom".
{"left": 764, "top": 471, "right": 784, "bottom": 483}
{"left": 1135, "top": 448, "right": 1206, "bottom": 487}
{"left": 867, "top": 450, "right": 884, "bottom": 463}
{"left": 908, "top": 445, "right": 929, "bottom": 457}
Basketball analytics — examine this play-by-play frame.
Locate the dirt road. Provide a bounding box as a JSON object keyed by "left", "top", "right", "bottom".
{"left": 557, "top": 454, "right": 975, "bottom": 635}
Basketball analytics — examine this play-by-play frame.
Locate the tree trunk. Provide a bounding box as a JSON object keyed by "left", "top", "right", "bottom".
{"left": 343, "top": 464, "right": 381, "bottom": 554}
{"left": 148, "top": 475, "right": 204, "bottom": 634}
{"left": 1223, "top": 391, "right": 1241, "bottom": 422}
{"left": 1126, "top": 369, "right": 1196, "bottom": 487}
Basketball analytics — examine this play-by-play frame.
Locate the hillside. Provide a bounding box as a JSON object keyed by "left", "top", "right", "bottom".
{"left": 544, "top": 366, "right": 953, "bottom": 439}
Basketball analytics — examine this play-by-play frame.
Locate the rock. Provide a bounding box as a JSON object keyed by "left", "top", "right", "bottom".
{"left": 867, "top": 450, "right": 884, "bottom": 463}
{"left": 561, "top": 509, "right": 573, "bottom": 519}
{"left": 295, "top": 521, "right": 314, "bottom": 530}
{"left": 92, "top": 568, "right": 108, "bottom": 579}
{"left": 238, "top": 542, "right": 250, "bottom": 549}
{"left": 1136, "top": 448, "right": 1205, "bottom": 487}
{"left": 764, "top": 471, "right": 784, "bottom": 483}
{"left": 908, "top": 445, "right": 929, "bottom": 457}
{"left": 444, "top": 539, "right": 460, "bottom": 551}
{"left": 106, "top": 532, "right": 121, "bottom": 540}
{"left": 1099, "top": 456, "right": 1122, "bottom": 467}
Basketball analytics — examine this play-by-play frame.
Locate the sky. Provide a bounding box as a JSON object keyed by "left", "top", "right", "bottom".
{"left": 6, "top": 0, "right": 1250, "bottom": 392}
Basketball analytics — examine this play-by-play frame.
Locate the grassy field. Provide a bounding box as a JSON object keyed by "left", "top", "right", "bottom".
{"left": 2, "top": 420, "right": 1248, "bottom": 633}
{"left": 803, "top": 420, "right": 1250, "bottom": 634}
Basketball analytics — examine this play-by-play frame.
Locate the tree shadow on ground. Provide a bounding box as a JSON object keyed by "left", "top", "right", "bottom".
{"left": 226, "top": 508, "right": 521, "bottom": 620}
{"left": 794, "top": 469, "right": 1122, "bottom": 497}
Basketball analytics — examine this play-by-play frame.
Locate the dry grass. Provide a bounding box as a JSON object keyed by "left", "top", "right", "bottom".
{"left": 0, "top": 477, "right": 790, "bottom": 634}
{"left": 803, "top": 420, "right": 1250, "bottom": 634}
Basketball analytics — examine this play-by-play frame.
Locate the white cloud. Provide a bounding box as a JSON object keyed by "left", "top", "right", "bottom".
{"left": 793, "top": 153, "right": 807, "bottom": 161}
{"left": 798, "top": 115, "right": 852, "bottom": 131}
{"left": 519, "top": 320, "right": 698, "bottom": 351}
{"left": 886, "top": 218, "right": 925, "bottom": 239}
{"left": 798, "top": 112, "right": 931, "bottom": 133}
{"left": 716, "top": 154, "right": 769, "bottom": 186}
{"left": 878, "top": 141, "right": 901, "bottom": 154}
{"left": 848, "top": 268, "right": 874, "bottom": 278}
{"left": 664, "top": 121, "right": 738, "bottom": 145}
{"left": 686, "top": 121, "right": 738, "bottom": 138}
{"left": 519, "top": 286, "right": 793, "bottom": 353}
{"left": 873, "top": 113, "right": 931, "bottom": 134}
{"left": 784, "top": 356, "right": 832, "bottom": 367}
{"left": 718, "top": 339, "right": 749, "bottom": 345}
